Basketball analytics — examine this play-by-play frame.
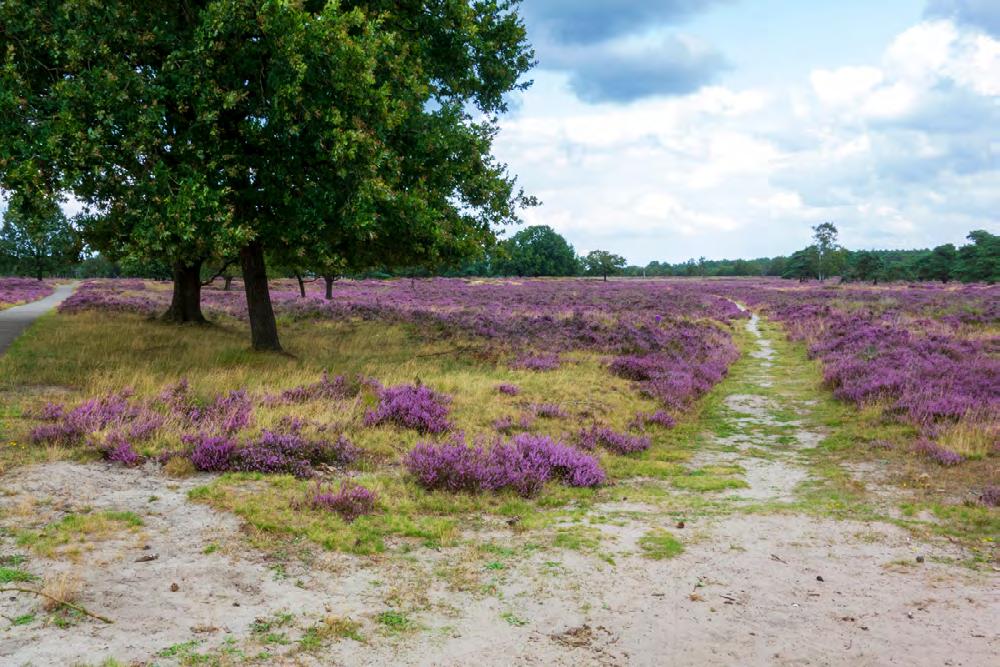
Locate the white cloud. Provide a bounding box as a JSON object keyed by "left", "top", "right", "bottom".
{"left": 495, "top": 19, "right": 999, "bottom": 263}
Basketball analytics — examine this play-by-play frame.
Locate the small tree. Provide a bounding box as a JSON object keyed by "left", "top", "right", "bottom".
{"left": 497, "top": 226, "right": 579, "bottom": 277}
{"left": 582, "top": 250, "right": 626, "bottom": 281}
{"left": 783, "top": 246, "right": 819, "bottom": 282}
{"left": 0, "top": 191, "right": 80, "bottom": 280}
{"left": 812, "top": 222, "right": 841, "bottom": 281}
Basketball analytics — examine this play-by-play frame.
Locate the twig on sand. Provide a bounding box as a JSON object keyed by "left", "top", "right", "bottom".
{"left": 0, "top": 586, "right": 113, "bottom": 624}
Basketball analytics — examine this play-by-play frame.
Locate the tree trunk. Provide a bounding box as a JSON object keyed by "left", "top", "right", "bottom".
{"left": 224, "top": 275, "right": 233, "bottom": 291}
{"left": 603, "top": 273, "right": 607, "bottom": 282}
{"left": 162, "top": 259, "right": 206, "bottom": 323}
{"left": 295, "top": 273, "right": 306, "bottom": 298}
{"left": 324, "top": 276, "right": 335, "bottom": 300}
{"left": 240, "top": 241, "right": 282, "bottom": 351}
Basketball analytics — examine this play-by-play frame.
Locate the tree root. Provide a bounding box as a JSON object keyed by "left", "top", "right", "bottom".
{"left": 0, "top": 586, "right": 113, "bottom": 624}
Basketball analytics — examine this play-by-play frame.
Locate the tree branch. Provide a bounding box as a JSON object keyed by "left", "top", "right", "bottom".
{"left": 0, "top": 586, "right": 113, "bottom": 624}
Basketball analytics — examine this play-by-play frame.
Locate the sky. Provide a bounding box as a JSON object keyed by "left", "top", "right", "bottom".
{"left": 492, "top": 0, "right": 1000, "bottom": 264}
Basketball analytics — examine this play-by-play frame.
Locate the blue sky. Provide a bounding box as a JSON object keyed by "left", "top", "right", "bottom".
{"left": 494, "top": 0, "right": 999, "bottom": 264}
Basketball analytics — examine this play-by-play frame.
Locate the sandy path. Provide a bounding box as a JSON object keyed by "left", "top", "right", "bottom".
{"left": 0, "top": 282, "right": 79, "bottom": 355}
{"left": 0, "top": 311, "right": 997, "bottom": 665}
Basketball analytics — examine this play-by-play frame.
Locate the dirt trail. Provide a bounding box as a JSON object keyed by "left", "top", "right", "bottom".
{"left": 1, "top": 312, "right": 997, "bottom": 666}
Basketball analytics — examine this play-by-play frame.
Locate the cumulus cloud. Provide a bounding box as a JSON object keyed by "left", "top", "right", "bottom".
{"left": 547, "top": 32, "right": 728, "bottom": 103}
{"left": 495, "top": 16, "right": 1000, "bottom": 263}
{"left": 521, "top": 1, "right": 730, "bottom": 44}
{"left": 522, "top": 1, "right": 729, "bottom": 102}
{"left": 925, "top": 0, "right": 1000, "bottom": 36}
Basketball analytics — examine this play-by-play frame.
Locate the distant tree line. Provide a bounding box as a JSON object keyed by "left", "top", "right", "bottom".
{"left": 3, "top": 214, "right": 997, "bottom": 286}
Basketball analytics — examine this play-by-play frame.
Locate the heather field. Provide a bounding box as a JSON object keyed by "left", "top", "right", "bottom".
{"left": 0, "top": 277, "right": 55, "bottom": 310}
{"left": 0, "top": 277, "right": 997, "bottom": 665}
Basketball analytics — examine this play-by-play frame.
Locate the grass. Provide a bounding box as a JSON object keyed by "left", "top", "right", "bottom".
{"left": 638, "top": 529, "right": 684, "bottom": 559}
{"left": 376, "top": 610, "right": 413, "bottom": 632}
{"left": 0, "top": 311, "right": 664, "bottom": 465}
{"left": 16, "top": 510, "right": 144, "bottom": 559}
{"left": 0, "top": 566, "right": 38, "bottom": 583}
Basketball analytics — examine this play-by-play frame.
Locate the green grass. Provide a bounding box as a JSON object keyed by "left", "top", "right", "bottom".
{"left": 376, "top": 610, "right": 412, "bottom": 632}
{"left": 0, "top": 566, "right": 38, "bottom": 583}
{"left": 638, "top": 529, "right": 684, "bottom": 560}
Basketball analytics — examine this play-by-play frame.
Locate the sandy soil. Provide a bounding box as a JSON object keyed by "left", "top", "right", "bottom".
{"left": 1, "top": 313, "right": 997, "bottom": 666}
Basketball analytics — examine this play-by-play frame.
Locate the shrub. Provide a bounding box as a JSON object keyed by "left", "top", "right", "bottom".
{"left": 404, "top": 434, "right": 605, "bottom": 496}
{"left": 299, "top": 482, "right": 377, "bottom": 522}
{"left": 576, "top": 424, "right": 651, "bottom": 454}
{"left": 979, "top": 485, "right": 1000, "bottom": 508}
{"left": 496, "top": 383, "right": 520, "bottom": 396}
{"left": 364, "top": 384, "right": 452, "bottom": 434}
{"left": 912, "top": 438, "right": 964, "bottom": 466}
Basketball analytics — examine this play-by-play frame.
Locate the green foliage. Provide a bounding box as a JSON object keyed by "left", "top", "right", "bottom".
{"left": 954, "top": 230, "right": 999, "bottom": 283}
{"left": 849, "top": 250, "right": 885, "bottom": 284}
{"left": 916, "top": 243, "right": 958, "bottom": 282}
{"left": 638, "top": 529, "right": 684, "bottom": 559}
{"left": 582, "top": 250, "right": 626, "bottom": 281}
{"left": 496, "top": 225, "right": 579, "bottom": 276}
{"left": 783, "top": 246, "right": 820, "bottom": 281}
{"left": 0, "top": 190, "right": 81, "bottom": 278}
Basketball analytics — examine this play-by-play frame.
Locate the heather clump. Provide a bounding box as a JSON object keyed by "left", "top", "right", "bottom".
{"left": 978, "top": 485, "right": 1000, "bottom": 508}
{"left": 364, "top": 384, "right": 452, "bottom": 434}
{"left": 630, "top": 411, "right": 676, "bottom": 430}
{"left": 531, "top": 403, "right": 568, "bottom": 419}
{"left": 576, "top": 424, "right": 651, "bottom": 455}
{"left": 510, "top": 354, "right": 562, "bottom": 371}
{"left": 179, "top": 427, "right": 358, "bottom": 478}
{"left": 912, "top": 439, "right": 964, "bottom": 466}
{"left": 265, "top": 372, "right": 360, "bottom": 405}
{"left": 496, "top": 383, "right": 520, "bottom": 396}
{"left": 297, "top": 482, "right": 377, "bottom": 522}
{"left": 30, "top": 391, "right": 145, "bottom": 445}
{"left": 103, "top": 434, "right": 142, "bottom": 467}
{"left": 405, "top": 434, "right": 605, "bottom": 496}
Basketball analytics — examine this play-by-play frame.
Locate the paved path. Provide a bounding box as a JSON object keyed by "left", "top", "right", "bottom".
{"left": 0, "top": 281, "right": 79, "bottom": 355}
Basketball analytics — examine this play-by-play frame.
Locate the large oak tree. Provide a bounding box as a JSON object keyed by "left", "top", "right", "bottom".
{"left": 1, "top": 0, "right": 534, "bottom": 349}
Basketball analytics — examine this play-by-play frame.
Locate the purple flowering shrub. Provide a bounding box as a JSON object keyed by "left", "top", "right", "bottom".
{"left": 405, "top": 434, "right": 606, "bottom": 496}
{"left": 298, "top": 482, "right": 377, "bottom": 522}
{"left": 28, "top": 377, "right": 361, "bottom": 477}
{"left": 265, "top": 372, "right": 361, "bottom": 405}
{"left": 364, "top": 384, "right": 452, "bottom": 434}
{"left": 0, "top": 278, "right": 55, "bottom": 308}
{"left": 31, "top": 390, "right": 145, "bottom": 445}
{"left": 532, "top": 403, "right": 568, "bottom": 419}
{"left": 630, "top": 411, "right": 676, "bottom": 430}
{"left": 912, "top": 439, "right": 964, "bottom": 466}
{"left": 496, "top": 383, "right": 520, "bottom": 396}
{"left": 576, "top": 424, "right": 651, "bottom": 454}
{"left": 979, "top": 485, "right": 1000, "bottom": 508}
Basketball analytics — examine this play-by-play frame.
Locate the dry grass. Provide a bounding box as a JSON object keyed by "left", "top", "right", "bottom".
{"left": 937, "top": 419, "right": 999, "bottom": 459}
{"left": 40, "top": 571, "right": 82, "bottom": 611}
{"left": 0, "top": 311, "right": 664, "bottom": 466}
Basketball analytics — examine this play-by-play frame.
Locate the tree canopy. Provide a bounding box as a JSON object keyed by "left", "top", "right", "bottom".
{"left": 496, "top": 225, "right": 579, "bottom": 277}
{"left": 0, "top": 191, "right": 81, "bottom": 280}
{"left": 582, "top": 250, "right": 626, "bottom": 281}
